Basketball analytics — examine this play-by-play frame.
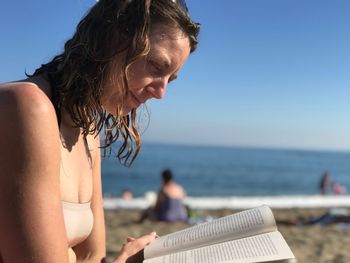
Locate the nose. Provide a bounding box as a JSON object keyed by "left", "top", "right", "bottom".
{"left": 147, "top": 78, "right": 168, "bottom": 99}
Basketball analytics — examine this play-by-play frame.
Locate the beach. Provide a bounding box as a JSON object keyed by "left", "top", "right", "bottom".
{"left": 104, "top": 207, "right": 350, "bottom": 263}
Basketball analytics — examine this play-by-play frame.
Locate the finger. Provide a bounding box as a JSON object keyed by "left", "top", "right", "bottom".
{"left": 122, "top": 232, "right": 158, "bottom": 259}
{"left": 132, "top": 232, "right": 157, "bottom": 251}
{"left": 127, "top": 236, "right": 136, "bottom": 242}
{"left": 149, "top": 231, "right": 157, "bottom": 237}
{"left": 138, "top": 232, "right": 157, "bottom": 244}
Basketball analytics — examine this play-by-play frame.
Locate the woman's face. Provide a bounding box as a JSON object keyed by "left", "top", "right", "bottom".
{"left": 102, "top": 24, "right": 191, "bottom": 115}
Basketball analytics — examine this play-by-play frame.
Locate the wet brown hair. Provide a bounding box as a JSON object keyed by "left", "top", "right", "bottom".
{"left": 28, "top": 0, "right": 200, "bottom": 165}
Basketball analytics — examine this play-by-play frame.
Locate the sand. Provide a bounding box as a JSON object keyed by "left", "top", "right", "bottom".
{"left": 104, "top": 208, "right": 350, "bottom": 263}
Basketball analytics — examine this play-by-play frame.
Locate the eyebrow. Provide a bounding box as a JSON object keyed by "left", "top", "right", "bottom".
{"left": 156, "top": 56, "right": 171, "bottom": 70}
{"left": 148, "top": 52, "right": 180, "bottom": 81}
{"left": 149, "top": 51, "right": 172, "bottom": 68}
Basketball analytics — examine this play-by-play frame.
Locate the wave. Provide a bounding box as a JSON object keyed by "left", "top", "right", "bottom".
{"left": 103, "top": 192, "right": 350, "bottom": 210}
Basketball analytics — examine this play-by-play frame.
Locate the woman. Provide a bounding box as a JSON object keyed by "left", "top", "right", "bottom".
{"left": 0, "top": 0, "right": 199, "bottom": 262}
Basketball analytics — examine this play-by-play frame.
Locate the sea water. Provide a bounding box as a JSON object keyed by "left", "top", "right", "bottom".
{"left": 101, "top": 143, "right": 350, "bottom": 197}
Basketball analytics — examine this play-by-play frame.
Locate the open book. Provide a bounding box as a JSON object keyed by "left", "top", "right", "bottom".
{"left": 144, "top": 205, "right": 295, "bottom": 263}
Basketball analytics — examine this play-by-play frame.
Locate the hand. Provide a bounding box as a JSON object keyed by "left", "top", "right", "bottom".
{"left": 114, "top": 232, "right": 158, "bottom": 263}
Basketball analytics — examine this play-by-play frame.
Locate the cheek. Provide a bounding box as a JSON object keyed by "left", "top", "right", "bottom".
{"left": 127, "top": 76, "right": 150, "bottom": 96}
{"left": 100, "top": 81, "right": 122, "bottom": 108}
{"left": 127, "top": 61, "right": 149, "bottom": 91}
{"left": 100, "top": 87, "right": 115, "bottom": 108}
{"left": 103, "top": 74, "right": 126, "bottom": 98}
{"left": 101, "top": 85, "right": 112, "bottom": 98}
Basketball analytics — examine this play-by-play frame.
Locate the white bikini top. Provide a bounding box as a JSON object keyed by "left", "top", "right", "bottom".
{"left": 62, "top": 201, "right": 94, "bottom": 248}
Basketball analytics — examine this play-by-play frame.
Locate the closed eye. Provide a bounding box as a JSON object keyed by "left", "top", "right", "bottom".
{"left": 147, "top": 58, "right": 178, "bottom": 83}
{"left": 149, "top": 61, "right": 163, "bottom": 75}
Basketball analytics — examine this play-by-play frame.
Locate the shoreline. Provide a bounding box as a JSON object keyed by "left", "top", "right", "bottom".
{"left": 103, "top": 194, "right": 350, "bottom": 210}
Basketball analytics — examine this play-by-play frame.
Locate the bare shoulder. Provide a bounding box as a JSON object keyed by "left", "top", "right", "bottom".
{"left": 0, "top": 81, "right": 60, "bottom": 172}
{"left": 0, "top": 81, "right": 54, "bottom": 116}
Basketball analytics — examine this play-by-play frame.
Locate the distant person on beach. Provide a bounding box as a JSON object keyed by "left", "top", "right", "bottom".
{"left": 319, "top": 171, "right": 346, "bottom": 195}
{"left": 331, "top": 182, "right": 347, "bottom": 195}
{"left": 122, "top": 188, "right": 133, "bottom": 201}
{"left": 319, "top": 171, "right": 331, "bottom": 195}
{"left": 154, "top": 169, "right": 188, "bottom": 222}
{"left": 139, "top": 169, "right": 188, "bottom": 223}
{"left": 0, "top": 0, "right": 199, "bottom": 262}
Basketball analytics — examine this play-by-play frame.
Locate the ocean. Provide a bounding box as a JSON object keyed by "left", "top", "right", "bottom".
{"left": 101, "top": 143, "right": 350, "bottom": 197}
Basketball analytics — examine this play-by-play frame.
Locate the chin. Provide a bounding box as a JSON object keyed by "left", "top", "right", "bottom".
{"left": 103, "top": 105, "right": 132, "bottom": 117}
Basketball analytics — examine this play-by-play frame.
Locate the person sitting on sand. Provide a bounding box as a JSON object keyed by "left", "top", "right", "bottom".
{"left": 0, "top": 0, "right": 199, "bottom": 262}
{"left": 139, "top": 169, "right": 188, "bottom": 223}
{"left": 154, "top": 169, "right": 188, "bottom": 222}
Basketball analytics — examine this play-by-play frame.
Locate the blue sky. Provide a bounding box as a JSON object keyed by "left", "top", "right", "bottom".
{"left": 1, "top": 0, "right": 349, "bottom": 152}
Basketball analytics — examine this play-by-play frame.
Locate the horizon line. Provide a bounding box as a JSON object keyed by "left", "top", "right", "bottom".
{"left": 140, "top": 140, "right": 350, "bottom": 154}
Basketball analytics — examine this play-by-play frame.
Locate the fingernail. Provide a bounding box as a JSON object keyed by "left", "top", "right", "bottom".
{"left": 150, "top": 231, "right": 157, "bottom": 236}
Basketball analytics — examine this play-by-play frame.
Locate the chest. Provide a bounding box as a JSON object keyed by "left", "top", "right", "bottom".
{"left": 59, "top": 134, "right": 94, "bottom": 203}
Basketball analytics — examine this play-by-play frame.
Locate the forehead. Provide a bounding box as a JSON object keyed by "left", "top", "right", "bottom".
{"left": 148, "top": 24, "right": 190, "bottom": 65}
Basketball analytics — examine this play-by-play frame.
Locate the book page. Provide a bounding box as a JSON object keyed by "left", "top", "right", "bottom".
{"left": 145, "top": 205, "right": 277, "bottom": 259}
{"left": 144, "top": 231, "right": 295, "bottom": 263}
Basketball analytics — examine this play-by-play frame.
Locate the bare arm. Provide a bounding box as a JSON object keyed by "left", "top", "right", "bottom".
{"left": 0, "top": 84, "right": 70, "bottom": 262}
